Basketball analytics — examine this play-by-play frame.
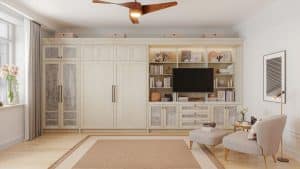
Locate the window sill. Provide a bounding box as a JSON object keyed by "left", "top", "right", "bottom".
{"left": 0, "top": 104, "right": 24, "bottom": 110}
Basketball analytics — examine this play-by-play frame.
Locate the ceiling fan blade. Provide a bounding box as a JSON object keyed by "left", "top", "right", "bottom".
{"left": 93, "top": 0, "right": 136, "bottom": 8}
{"left": 129, "top": 15, "right": 139, "bottom": 24}
{"left": 120, "top": 2, "right": 140, "bottom": 8}
{"left": 92, "top": 0, "right": 117, "bottom": 4}
{"left": 142, "top": 1, "right": 177, "bottom": 15}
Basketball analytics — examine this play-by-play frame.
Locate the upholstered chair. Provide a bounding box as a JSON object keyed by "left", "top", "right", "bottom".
{"left": 222, "top": 115, "right": 287, "bottom": 168}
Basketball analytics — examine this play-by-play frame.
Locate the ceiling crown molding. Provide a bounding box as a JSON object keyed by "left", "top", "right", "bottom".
{"left": 0, "top": 0, "right": 63, "bottom": 30}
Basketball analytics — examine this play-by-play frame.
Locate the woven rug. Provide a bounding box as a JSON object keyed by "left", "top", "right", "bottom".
{"left": 49, "top": 136, "right": 224, "bottom": 169}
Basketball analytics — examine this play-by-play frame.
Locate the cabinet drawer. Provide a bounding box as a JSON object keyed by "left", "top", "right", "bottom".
{"left": 181, "top": 105, "right": 209, "bottom": 111}
{"left": 181, "top": 112, "right": 209, "bottom": 120}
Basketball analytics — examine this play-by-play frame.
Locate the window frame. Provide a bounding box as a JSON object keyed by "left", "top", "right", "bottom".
{"left": 0, "top": 18, "right": 15, "bottom": 103}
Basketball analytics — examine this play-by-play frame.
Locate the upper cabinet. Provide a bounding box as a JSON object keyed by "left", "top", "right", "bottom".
{"left": 43, "top": 45, "right": 79, "bottom": 60}
{"left": 81, "top": 45, "right": 115, "bottom": 61}
{"left": 44, "top": 45, "right": 60, "bottom": 59}
{"left": 116, "top": 45, "right": 147, "bottom": 62}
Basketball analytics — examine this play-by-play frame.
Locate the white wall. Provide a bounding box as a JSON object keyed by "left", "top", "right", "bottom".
{"left": 235, "top": 0, "right": 300, "bottom": 161}
{"left": 0, "top": 105, "right": 24, "bottom": 150}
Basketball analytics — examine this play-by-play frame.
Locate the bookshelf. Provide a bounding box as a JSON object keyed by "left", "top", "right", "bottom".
{"left": 148, "top": 45, "right": 238, "bottom": 103}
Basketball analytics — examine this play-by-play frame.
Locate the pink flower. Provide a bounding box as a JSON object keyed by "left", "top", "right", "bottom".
{"left": 0, "top": 64, "right": 19, "bottom": 79}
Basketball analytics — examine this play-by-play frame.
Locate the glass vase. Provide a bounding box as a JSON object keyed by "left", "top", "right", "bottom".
{"left": 7, "top": 79, "right": 15, "bottom": 105}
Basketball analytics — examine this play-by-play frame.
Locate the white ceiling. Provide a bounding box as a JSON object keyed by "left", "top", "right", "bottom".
{"left": 3, "top": 0, "right": 273, "bottom": 29}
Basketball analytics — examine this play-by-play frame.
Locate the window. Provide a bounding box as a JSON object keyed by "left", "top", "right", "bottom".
{"left": 0, "top": 19, "right": 14, "bottom": 103}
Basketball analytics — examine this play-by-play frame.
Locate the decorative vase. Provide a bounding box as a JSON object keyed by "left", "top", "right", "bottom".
{"left": 6, "top": 78, "right": 15, "bottom": 105}
{"left": 240, "top": 113, "right": 245, "bottom": 122}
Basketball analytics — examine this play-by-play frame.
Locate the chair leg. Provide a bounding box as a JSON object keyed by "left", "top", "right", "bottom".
{"left": 272, "top": 154, "right": 277, "bottom": 163}
{"left": 189, "top": 140, "right": 193, "bottom": 150}
{"left": 263, "top": 155, "right": 268, "bottom": 169}
{"left": 224, "top": 148, "right": 229, "bottom": 161}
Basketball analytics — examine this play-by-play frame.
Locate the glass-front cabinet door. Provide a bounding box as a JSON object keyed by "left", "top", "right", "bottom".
{"left": 44, "top": 63, "right": 60, "bottom": 128}
{"left": 62, "top": 63, "right": 78, "bottom": 128}
{"left": 43, "top": 45, "right": 78, "bottom": 60}
{"left": 225, "top": 106, "right": 238, "bottom": 129}
{"left": 212, "top": 106, "right": 226, "bottom": 129}
{"left": 149, "top": 105, "right": 163, "bottom": 128}
{"left": 164, "top": 105, "right": 178, "bottom": 128}
{"left": 43, "top": 45, "right": 60, "bottom": 59}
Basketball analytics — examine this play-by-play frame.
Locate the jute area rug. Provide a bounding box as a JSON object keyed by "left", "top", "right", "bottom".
{"left": 49, "top": 136, "right": 224, "bottom": 169}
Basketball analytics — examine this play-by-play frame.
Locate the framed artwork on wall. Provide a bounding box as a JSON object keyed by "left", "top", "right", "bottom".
{"left": 263, "top": 51, "right": 286, "bottom": 103}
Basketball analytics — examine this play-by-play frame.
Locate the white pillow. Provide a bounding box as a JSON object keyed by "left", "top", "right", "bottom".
{"left": 247, "top": 120, "right": 261, "bottom": 140}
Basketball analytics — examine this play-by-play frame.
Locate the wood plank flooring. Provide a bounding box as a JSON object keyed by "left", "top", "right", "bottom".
{"left": 0, "top": 133, "right": 299, "bottom": 169}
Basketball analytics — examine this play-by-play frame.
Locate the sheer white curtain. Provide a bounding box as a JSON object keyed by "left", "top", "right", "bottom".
{"left": 24, "top": 19, "right": 41, "bottom": 140}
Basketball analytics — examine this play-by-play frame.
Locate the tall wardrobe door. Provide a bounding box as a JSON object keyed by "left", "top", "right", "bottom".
{"left": 82, "top": 62, "right": 114, "bottom": 128}
{"left": 62, "top": 63, "right": 78, "bottom": 128}
{"left": 116, "top": 62, "right": 147, "bottom": 128}
{"left": 44, "top": 63, "right": 60, "bottom": 128}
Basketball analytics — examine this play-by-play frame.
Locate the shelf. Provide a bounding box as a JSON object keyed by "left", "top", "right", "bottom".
{"left": 149, "top": 74, "right": 173, "bottom": 76}
{"left": 150, "top": 87, "right": 172, "bottom": 89}
{"left": 215, "top": 73, "right": 233, "bottom": 76}
{"left": 208, "top": 62, "right": 233, "bottom": 64}
{"left": 215, "top": 87, "right": 235, "bottom": 89}
{"left": 149, "top": 62, "right": 177, "bottom": 64}
{"left": 178, "top": 62, "right": 206, "bottom": 64}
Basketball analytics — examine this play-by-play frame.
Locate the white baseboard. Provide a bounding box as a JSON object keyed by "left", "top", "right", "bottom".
{"left": 284, "top": 129, "right": 300, "bottom": 162}
{"left": 0, "top": 136, "right": 24, "bottom": 150}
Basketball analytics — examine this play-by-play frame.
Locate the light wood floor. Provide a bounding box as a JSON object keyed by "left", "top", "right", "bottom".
{"left": 0, "top": 133, "right": 299, "bottom": 169}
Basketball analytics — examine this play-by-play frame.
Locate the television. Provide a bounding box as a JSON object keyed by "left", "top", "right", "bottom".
{"left": 173, "top": 68, "right": 214, "bottom": 92}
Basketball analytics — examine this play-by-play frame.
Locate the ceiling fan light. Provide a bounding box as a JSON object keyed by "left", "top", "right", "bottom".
{"left": 130, "top": 9, "right": 142, "bottom": 18}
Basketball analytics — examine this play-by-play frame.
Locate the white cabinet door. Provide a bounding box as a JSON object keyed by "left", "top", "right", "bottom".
{"left": 62, "top": 45, "right": 78, "bottom": 59}
{"left": 82, "top": 62, "right": 115, "bottom": 129}
{"left": 62, "top": 63, "right": 78, "bottom": 128}
{"left": 44, "top": 63, "right": 60, "bottom": 128}
{"left": 116, "top": 62, "right": 147, "bottom": 128}
{"left": 116, "top": 45, "right": 147, "bottom": 62}
{"left": 131, "top": 45, "right": 147, "bottom": 62}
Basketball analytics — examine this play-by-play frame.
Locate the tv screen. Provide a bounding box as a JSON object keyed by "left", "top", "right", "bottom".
{"left": 173, "top": 68, "right": 214, "bottom": 92}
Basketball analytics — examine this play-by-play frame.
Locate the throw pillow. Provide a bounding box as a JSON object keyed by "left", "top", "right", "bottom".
{"left": 247, "top": 120, "right": 261, "bottom": 140}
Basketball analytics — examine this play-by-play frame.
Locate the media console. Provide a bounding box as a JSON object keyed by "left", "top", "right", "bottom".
{"left": 148, "top": 45, "right": 242, "bottom": 130}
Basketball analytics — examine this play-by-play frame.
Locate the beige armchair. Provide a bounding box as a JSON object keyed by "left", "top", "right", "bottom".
{"left": 222, "top": 115, "right": 287, "bottom": 168}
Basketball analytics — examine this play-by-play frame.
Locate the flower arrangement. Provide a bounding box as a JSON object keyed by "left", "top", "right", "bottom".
{"left": 238, "top": 106, "right": 248, "bottom": 122}
{"left": 0, "top": 64, "right": 18, "bottom": 104}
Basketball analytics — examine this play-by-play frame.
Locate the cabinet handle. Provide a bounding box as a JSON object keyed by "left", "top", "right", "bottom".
{"left": 60, "top": 85, "right": 63, "bottom": 103}
{"left": 114, "top": 85, "right": 117, "bottom": 103}
{"left": 112, "top": 85, "right": 116, "bottom": 102}
{"left": 57, "top": 85, "right": 60, "bottom": 103}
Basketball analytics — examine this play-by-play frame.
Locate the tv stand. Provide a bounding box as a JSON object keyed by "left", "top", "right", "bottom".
{"left": 148, "top": 101, "right": 240, "bottom": 130}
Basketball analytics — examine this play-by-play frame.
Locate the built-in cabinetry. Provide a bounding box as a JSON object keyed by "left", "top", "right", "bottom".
{"left": 149, "top": 103, "right": 239, "bottom": 129}
{"left": 148, "top": 46, "right": 239, "bottom": 103}
{"left": 42, "top": 45, "right": 80, "bottom": 129}
{"left": 80, "top": 45, "right": 147, "bottom": 129}
{"left": 42, "top": 38, "right": 243, "bottom": 131}
{"left": 149, "top": 104, "right": 178, "bottom": 129}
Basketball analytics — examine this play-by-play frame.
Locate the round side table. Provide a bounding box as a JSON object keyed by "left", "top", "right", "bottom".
{"left": 233, "top": 122, "right": 252, "bottom": 132}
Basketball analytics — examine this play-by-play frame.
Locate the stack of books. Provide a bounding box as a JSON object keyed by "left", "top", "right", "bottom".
{"left": 150, "top": 65, "right": 163, "bottom": 75}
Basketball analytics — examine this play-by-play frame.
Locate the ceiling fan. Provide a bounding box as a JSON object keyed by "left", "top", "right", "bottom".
{"left": 92, "top": 0, "right": 178, "bottom": 24}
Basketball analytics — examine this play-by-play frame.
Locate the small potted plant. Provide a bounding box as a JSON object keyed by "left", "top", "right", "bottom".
{"left": 0, "top": 64, "right": 18, "bottom": 104}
